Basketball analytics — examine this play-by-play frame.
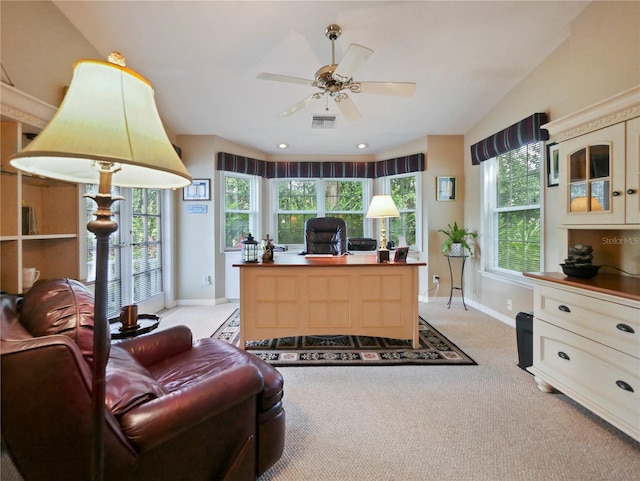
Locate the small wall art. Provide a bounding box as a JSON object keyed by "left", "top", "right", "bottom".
{"left": 546, "top": 142, "right": 560, "bottom": 187}
{"left": 183, "top": 178, "right": 211, "bottom": 201}
{"left": 436, "top": 176, "right": 456, "bottom": 201}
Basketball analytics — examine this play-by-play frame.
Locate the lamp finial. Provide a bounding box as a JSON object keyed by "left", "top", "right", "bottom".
{"left": 107, "top": 52, "right": 126, "bottom": 67}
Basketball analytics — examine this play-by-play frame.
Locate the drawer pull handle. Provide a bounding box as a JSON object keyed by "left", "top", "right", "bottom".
{"left": 558, "top": 305, "right": 571, "bottom": 313}
{"left": 557, "top": 351, "right": 570, "bottom": 361}
{"left": 612, "top": 191, "right": 621, "bottom": 197}
{"left": 616, "top": 380, "right": 634, "bottom": 393}
{"left": 616, "top": 323, "right": 635, "bottom": 334}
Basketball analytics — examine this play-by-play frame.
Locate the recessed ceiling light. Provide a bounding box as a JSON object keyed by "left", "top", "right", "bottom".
{"left": 277, "top": 143, "right": 288, "bottom": 149}
{"left": 357, "top": 143, "right": 368, "bottom": 149}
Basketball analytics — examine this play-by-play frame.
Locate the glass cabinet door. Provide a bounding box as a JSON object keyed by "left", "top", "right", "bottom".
{"left": 568, "top": 143, "right": 611, "bottom": 213}
{"left": 560, "top": 122, "right": 626, "bottom": 225}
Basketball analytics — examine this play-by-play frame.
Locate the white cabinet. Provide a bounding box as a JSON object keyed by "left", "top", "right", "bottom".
{"left": 626, "top": 117, "right": 640, "bottom": 224}
{"left": 544, "top": 85, "right": 640, "bottom": 228}
{"left": 525, "top": 273, "right": 640, "bottom": 441}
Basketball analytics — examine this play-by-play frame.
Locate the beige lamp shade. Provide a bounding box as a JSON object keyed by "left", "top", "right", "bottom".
{"left": 10, "top": 58, "right": 191, "bottom": 189}
{"left": 366, "top": 195, "right": 400, "bottom": 218}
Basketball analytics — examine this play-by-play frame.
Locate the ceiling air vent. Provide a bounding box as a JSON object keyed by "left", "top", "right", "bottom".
{"left": 311, "top": 115, "right": 337, "bottom": 129}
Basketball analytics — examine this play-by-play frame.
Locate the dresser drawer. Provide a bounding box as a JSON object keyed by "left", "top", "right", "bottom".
{"left": 534, "top": 319, "right": 640, "bottom": 437}
{"left": 535, "top": 284, "right": 640, "bottom": 358}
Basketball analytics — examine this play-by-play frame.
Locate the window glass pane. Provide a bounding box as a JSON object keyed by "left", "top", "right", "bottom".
{"left": 590, "top": 180, "right": 609, "bottom": 211}
{"left": 224, "top": 174, "right": 253, "bottom": 249}
{"left": 278, "top": 180, "right": 317, "bottom": 211}
{"left": 491, "top": 142, "right": 542, "bottom": 274}
{"left": 496, "top": 143, "right": 540, "bottom": 207}
{"left": 85, "top": 185, "right": 122, "bottom": 317}
{"left": 496, "top": 209, "right": 540, "bottom": 273}
{"left": 334, "top": 213, "right": 364, "bottom": 238}
{"left": 388, "top": 175, "right": 418, "bottom": 247}
{"left": 389, "top": 212, "right": 416, "bottom": 246}
{"left": 225, "top": 176, "right": 250, "bottom": 210}
{"left": 226, "top": 213, "right": 249, "bottom": 248}
{"left": 277, "top": 213, "right": 315, "bottom": 244}
{"left": 570, "top": 148, "right": 587, "bottom": 182}
{"left": 589, "top": 145, "right": 610, "bottom": 179}
{"left": 132, "top": 188, "right": 162, "bottom": 304}
{"left": 325, "top": 180, "right": 363, "bottom": 211}
{"left": 275, "top": 178, "right": 368, "bottom": 246}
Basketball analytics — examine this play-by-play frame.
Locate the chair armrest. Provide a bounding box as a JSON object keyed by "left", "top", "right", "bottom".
{"left": 116, "top": 325, "right": 193, "bottom": 367}
{"left": 118, "top": 363, "right": 264, "bottom": 451}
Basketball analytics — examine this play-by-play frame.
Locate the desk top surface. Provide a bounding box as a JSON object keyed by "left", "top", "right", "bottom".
{"left": 234, "top": 254, "right": 426, "bottom": 268}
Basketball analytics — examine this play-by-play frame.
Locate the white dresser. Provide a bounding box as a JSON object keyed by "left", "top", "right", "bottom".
{"left": 524, "top": 272, "right": 640, "bottom": 441}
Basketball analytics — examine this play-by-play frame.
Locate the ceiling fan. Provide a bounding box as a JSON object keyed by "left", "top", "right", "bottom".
{"left": 257, "top": 24, "right": 416, "bottom": 121}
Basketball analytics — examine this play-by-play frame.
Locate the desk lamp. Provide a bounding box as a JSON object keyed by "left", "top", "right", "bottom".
{"left": 10, "top": 52, "right": 192, "bottom": 481}
{"left": 366, "top": 195, "right": 400, "bottom": 262}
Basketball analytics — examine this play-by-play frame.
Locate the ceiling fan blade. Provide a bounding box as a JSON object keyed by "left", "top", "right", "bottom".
{"left": 334, "top": 95, "right": 361, "bottom": 122}
{"left": 333, "top": 44, "right": 373, "bottom": 82}
{"left": 257, "top": 72, "right": 314, "bottom": 86}
{"left": 357, "top": 81, "right": 416, "bottom": 97}
{"left": 281, "top": 94, "right": 320, "bottom": 117}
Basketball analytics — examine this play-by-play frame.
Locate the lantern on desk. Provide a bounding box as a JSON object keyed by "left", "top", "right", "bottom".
{"left": 241, "top": 233, "right": 259, "bottom": 263}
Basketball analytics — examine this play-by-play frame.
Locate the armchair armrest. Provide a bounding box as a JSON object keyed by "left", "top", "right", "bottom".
{"left": 119, "top": 363, "right": 264, "bottom": 451}
{"left": 116, "top": 325, "right": 193, "bottom": 367}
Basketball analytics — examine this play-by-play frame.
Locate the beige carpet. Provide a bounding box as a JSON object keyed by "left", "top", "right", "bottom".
{"left": 2, "top": 299, "right": 639, "bottom": 480}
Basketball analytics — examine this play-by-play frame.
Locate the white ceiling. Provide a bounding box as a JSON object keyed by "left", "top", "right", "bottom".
{"left": 52, "top": 0, "right": 589, "bottom": 157}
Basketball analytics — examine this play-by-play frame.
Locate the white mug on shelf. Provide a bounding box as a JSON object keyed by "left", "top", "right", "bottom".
{"left": 22, "top": 267, "right": 40, "bottom": 290}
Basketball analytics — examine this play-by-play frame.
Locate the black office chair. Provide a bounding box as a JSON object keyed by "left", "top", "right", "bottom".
{"left": 303, "top": 217, "right": 348, "bottom": 255}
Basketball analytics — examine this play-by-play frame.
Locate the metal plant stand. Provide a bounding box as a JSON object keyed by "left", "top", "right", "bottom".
{"left": 446, "top": 255, "right": 469, "bottom": 310}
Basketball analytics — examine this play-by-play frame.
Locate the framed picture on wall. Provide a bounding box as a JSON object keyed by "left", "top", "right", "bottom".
{"left": 546, "top": 142, "right": 560, "bottom": 187}
{"left": 183, "top": 179, "right": 211, "bottom": 201}
{"left": 436, "top": 176, "right": 457, "bottom": 201}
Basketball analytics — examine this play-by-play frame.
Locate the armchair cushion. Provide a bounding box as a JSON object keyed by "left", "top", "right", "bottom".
{"left": 105, "top": 346, "right": 168, "bottom": 417}
{"left": 19, "top": 278, "right": 96, "bottom": 366}
{"left": 119, "top": 363, "right": 263, "bottom": 451}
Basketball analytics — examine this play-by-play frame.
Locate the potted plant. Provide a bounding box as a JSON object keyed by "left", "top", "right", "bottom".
{"left": 438, "top": 221, "right": 478, "bottom": 256}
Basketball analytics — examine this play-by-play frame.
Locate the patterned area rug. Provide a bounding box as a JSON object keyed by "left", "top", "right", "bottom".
{"left": 212, "top": 310, "right": 476, "bottom": 367}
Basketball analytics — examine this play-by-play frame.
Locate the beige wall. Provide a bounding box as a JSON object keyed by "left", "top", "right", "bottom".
{"left": 463, "top": 0, "right": 640, "bottom": 319}
{"left": 176, "top": 135, "right": 267, "bottom": 302}
{"left": 0, "top": 1, "right": 100, "bottom": 107}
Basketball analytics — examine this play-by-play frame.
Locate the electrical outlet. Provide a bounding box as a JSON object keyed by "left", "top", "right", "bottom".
{"left": 433, "top": 275, "right": 440, "bottom": 284}
{"left": 507, "top": 299, "right": 512, "bottom": 311}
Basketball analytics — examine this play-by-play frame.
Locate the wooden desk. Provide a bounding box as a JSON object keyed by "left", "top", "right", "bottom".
{"left": 234, "top": 255, "right": 426, "bottom": 349}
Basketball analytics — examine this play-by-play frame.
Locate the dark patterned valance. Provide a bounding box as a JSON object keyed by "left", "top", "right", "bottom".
{"left": 471, "top": 113, "right": 549, "bottom": 165}
{"left": 217, "top": 152, "right": 425, "bottom": 178}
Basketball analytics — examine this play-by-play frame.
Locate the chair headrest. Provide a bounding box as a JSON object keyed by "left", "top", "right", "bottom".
{"left": 19, "top": 278, "right": 97, "bottom": 367}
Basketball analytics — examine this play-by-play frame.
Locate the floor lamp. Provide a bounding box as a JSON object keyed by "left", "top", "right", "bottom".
{"left": 366, "top": 195, "right": 400, "bottom": 262}
{"left": 9, "top": 53, "right": 192, "bottom": 481}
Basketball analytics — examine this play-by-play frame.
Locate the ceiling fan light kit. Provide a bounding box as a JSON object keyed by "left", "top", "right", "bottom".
{"left": 258, "top": 24, "right": 415, "bottom": 121}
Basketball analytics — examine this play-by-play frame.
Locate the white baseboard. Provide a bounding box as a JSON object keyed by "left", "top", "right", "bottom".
{"left": 176, "top": 298, "right": 230, "bottom": 306}
{"left": 465, "top": 298, "right": 516, "bottom": 327}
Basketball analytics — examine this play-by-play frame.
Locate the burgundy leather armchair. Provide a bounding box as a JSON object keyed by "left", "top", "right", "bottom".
{"left": 1, "top": 278, "right": 285, "bottom": 481}
{"left": 304, "top": 217, "right": 348, "bottom": 255}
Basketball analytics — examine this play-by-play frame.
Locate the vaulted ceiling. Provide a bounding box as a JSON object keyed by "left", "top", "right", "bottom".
{"left": 53, "top": 1, "right": 590, "bottom": 156}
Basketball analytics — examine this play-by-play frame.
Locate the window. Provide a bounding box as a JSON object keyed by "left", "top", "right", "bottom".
{"left": 381, "top": 173, "right": 420, "bottom": 249}
{"left": 484, "top": 142, "right": 542, "bottom": 275}
{"left": 223, "top": 173, "right": 258, "bottom": 249}
{"left": 131, "top": 189, "right": 163, "bottom": 303}
{"left": 85, "top": 186, "right": 164, "bottom": 318}
{"left": 275, "top": 178, "right": 367, "bottom": 245}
